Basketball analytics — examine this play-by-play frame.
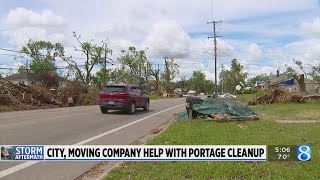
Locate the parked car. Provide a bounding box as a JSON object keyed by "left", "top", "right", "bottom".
{"left": 99, "top": 84, "right": 149, "bottom": 114}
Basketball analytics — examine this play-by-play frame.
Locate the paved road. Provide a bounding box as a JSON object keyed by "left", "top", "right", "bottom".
{"left": 0, "top": 98, "right": 185, "bottom": 180}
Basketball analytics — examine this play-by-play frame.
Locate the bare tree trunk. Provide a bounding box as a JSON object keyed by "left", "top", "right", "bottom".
{"left": 293, "top": 74, "right": 306, "bottom": 93}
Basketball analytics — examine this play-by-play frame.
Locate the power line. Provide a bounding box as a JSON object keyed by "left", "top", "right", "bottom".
{"left": 0, "top": 47, "right": 22, "bottom": 53}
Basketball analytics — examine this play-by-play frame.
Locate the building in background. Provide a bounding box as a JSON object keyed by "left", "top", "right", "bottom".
{"left": 5, "top": 73, "right": 68, "bottom": 88}
{"left": 261, "top": 77, "right": 319, "bottom": 93}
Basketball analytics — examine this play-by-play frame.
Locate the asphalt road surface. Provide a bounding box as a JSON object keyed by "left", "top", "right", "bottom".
{"left": 0, "top": 98, "right": 185, "bottom": 180}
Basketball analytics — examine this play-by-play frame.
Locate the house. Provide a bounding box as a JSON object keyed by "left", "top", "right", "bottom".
{"left": 5, "top": 73, "right": 68, "bottom": 88}
{"left": 266, "top": 77, "right": 319, "bottom": 93}
{"left": 255, "top": 81, "right": 265, "bottom": 89}
{"left": 187, "top": 90, "right": 196, "bottom": 96}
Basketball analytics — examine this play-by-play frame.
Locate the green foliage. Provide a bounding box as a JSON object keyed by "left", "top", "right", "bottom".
{"left": 219, "top": 58, "right": 248, "bottom": 93}
{"left": 161, "top": 57, "right": 180, "bottom": 93}
{"left": 62, "top": 31, "right": 111, "bottom": 84}
{"left": 118, "top": 46, "right": 148, "bottom": 83}
{"left": 106, "top": 116, "right": 320, "bottom": 179}
{"left": 247, "top": 73, "right": 270, "bottom": 86}
{"left": 21, "top": 39, "right": 65, "bottom": 74}
{"left": 240, "top": 88, "right": 256, "bottom": 94}
{"left": 188, "top": 71, "right": 206, "bottom": 93}
{"left": 310, "top": 64, "right": 320, "bottom": 85}
{"left": 91, "top": 68, "right": 125, "bottom": 88}
{"left": 282, "top": 65, "right": 297, "bottom": 78}
{"left": 17, "top": 66, "right": 28, "bottom": 74}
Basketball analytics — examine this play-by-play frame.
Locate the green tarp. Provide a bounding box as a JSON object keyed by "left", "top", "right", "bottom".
{"left": 177, "top": 97, "right": 258, "bottom": 121}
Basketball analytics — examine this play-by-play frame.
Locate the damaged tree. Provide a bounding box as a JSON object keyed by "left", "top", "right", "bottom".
{"left": 285, "top": 59, "right": 307, "bottom": 93}
{"left": 162, "top": 57, "right": 179, "bottom": 94}
{"left": 62, "top": 31, "right": 110, "bottom": 85}
{"left": 293, "top": 74, "right": 306, "bottom": 93}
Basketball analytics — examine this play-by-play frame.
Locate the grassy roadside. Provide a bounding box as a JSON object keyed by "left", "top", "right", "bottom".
{"left": 237, "top": 93, "right": 320, "bottom": 120}
{"left": 251, "top": 103, "right": 320, "bottom": 121}
{"left": 105, "top": 99, "right": 320, "bottom": 179}
{"left": 149, "top": 95, "right": 180, "bottom": 100}
{"left": 106, "top": 120, "right": 320, "bottom": 179}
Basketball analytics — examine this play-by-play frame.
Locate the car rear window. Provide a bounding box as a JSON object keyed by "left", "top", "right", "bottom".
{"left": 103, "top": 86, "right": 126, "bottom": 93}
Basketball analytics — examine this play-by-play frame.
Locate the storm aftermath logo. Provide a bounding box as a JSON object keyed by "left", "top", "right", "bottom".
{"left": 1, "top": 146, "right": 44, "bottom": 160}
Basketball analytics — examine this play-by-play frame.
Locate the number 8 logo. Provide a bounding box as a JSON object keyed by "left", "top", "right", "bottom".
{"left": 297, "top": 146, "right": 311, "bottom": 161}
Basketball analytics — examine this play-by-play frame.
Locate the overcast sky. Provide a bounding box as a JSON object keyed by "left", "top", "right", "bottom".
{"left": 1, "top": 0, "right": 320, "bottom": 80}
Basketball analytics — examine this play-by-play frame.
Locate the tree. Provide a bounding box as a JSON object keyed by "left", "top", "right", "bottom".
{"left": 219, "top": 58, "right": 248, "bottom": 93}
{"left": 17, "top": 66, "right": 28, "bottom": 74}
{"left": 118, "top": 46, "right": 148, "bottom": 84}
{"left": 148, "top": 62, "right": 161, "bottom": 94}
{"left": 189, "top": 71, "right": 206, "bottom": 93}
{"left": 310, "top": 64, "right": 320, "bottom": 83}
{"left": 21, "top": 39, "right": 64, "bottom": 73}
{"left": 62, "top": 31, "right": 111, "bottom": 84}
{"left": 91, "top": 67, "right": 125, "bottom": 88}
{"left": 285, "top": 59, "right": 307, "bottom": 92}
{"left": 247, "top": 73, "right": 270, "bottom": 86}
{"left": 174, "top": 76, "right": 188, "bottom": 90}
{"left": 162, "top": 57, "right": 179, "bottom": 93}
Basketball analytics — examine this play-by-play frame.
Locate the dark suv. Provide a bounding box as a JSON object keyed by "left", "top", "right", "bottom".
{"left": 99, "top": 85, "right": 149, "bottom": 114}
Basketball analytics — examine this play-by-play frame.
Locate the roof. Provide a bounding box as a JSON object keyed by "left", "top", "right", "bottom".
{"left": 5, "top": 73, "right": 66, "bottom": 82}
{"left": 255, "top": 81, "right": 265, "bottom": 87}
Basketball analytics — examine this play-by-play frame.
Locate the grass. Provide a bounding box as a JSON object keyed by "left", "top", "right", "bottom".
{"left": 251, "top": 103, "right": 320, "bottom": 121}
{"left": 149, "top": 95, "right": 168, "bottom": 100}
{"left": 106, "top": 120, "right": 320, "bottom": 179}
{"left": 149, "top": 94, "right": 180, "bottom": 100}
{"left": 236, "top": 93, "right": 257, "bottom": 104}
{"left": 105, "top": 98, "right": 320, "bottom": 179}
{"left": 237, "top": 93, "right": 320, "bottom": 121}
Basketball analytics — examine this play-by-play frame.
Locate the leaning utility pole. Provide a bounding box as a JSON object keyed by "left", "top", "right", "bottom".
{"left": 208, "top": 20, "right": 222, "bottom": 98}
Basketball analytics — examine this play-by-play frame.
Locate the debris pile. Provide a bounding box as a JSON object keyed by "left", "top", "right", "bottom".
{"left": 251, "top": 89, "right": 320, "bottom": 105}
{"left": 56, "top": 81, "right": 89, "bottom": 106}
{"left": 177, "top": 97, "right": 259, "bottom": 122}
{"left": 0, "top": 78, "right": 99, "bottom": 111}
{"left": 0, "top": 78, "right": 61, "bottom": 110}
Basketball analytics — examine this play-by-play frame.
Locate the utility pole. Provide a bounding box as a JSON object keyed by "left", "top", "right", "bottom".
{"left": 157, "top": 63, "right": 160, "bottom": 95}
{"left": 208, "top": 20, "right": 222, "bottom": 98}
{"left": 102, "top": 40, "right": 108, "bottom": 88}
{"left": 221, "top": 64, "right": 224, "bottom": 94}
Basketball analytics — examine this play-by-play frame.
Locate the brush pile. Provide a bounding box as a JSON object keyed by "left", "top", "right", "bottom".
{"left": 0, "top": 78, "right": 61, "bottom": 110}
{"left": 0, "top": 78, "right": 99, "bottom": 111}
{"left": 250, "top": 89, "right": 320, "bottom": 105}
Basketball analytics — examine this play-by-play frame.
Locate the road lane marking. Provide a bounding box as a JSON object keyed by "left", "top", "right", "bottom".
{"left": 0, "top": 104, "right": 184, "bottom": 178}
